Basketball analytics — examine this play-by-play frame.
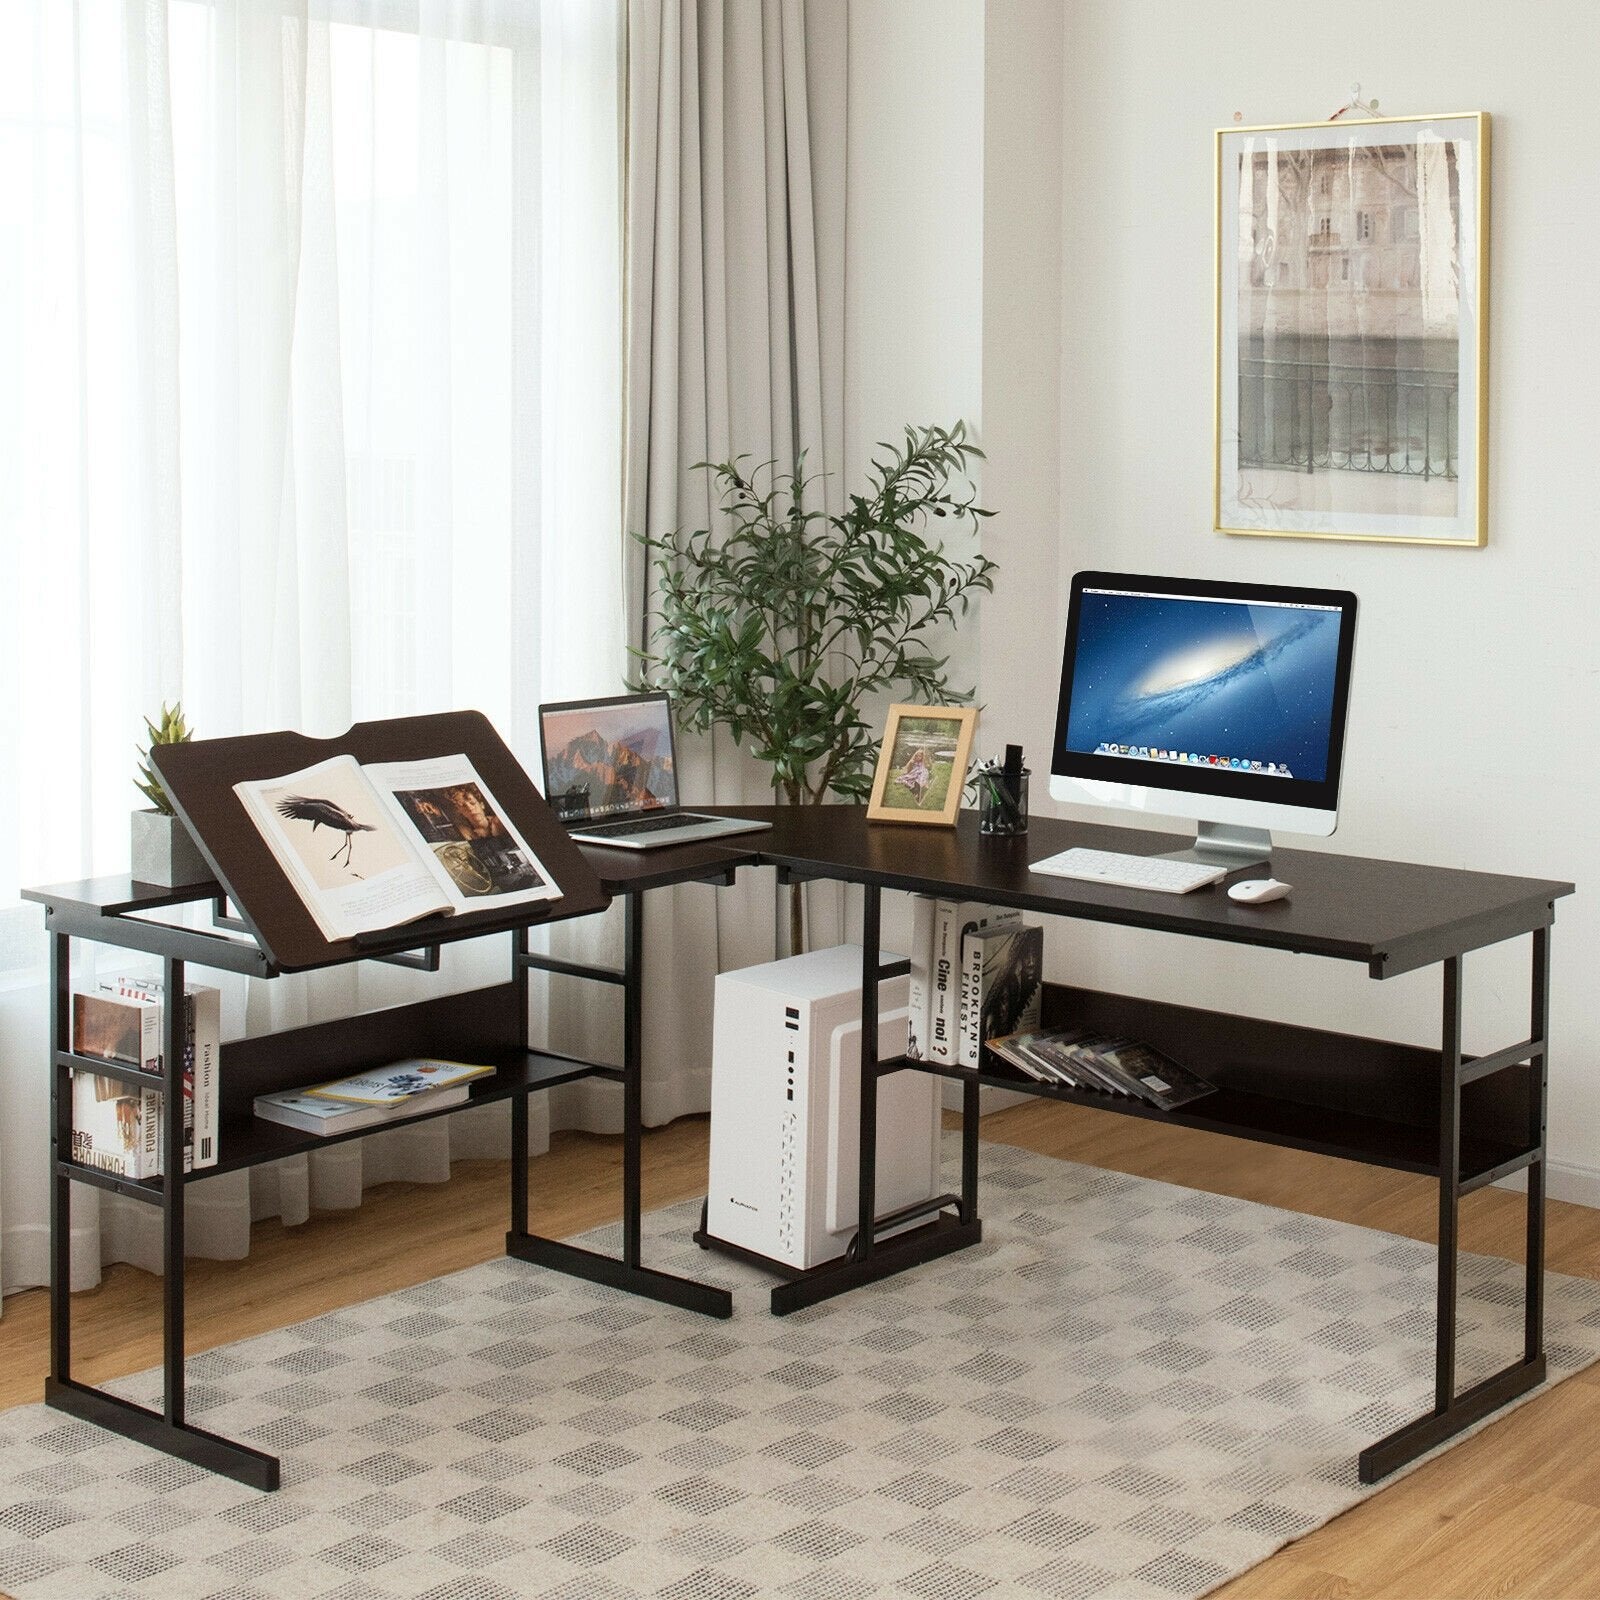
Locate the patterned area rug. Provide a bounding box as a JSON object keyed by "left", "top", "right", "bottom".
{"left": 3, "top": 1140, "right": 1600, "bottom": 1600}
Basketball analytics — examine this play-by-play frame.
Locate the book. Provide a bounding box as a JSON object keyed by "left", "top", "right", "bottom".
{"left": 233, "top": 751, "right": 560, "bottom": 944}
{"left": 254, "top": 1082, "right": 472, "bottom": 1135}
{"left": 928, "top": 900, "right": 1020, "bottom": 1064}
{"left": 1024, "top": 1030, "right": 1136, "bottom": 1097}
{"left": 70, "top": 1071, "right": 162, "bottom": 1178}
{"left": 302, "top": 1058, "right": 496, "bottom": 1107}
{"left": 95, "top": 975, "right": 222, "bottom": 1171}
{"left": 959, "top": 923, "right": 1044, "bottom": 1068}
{"left": 985, "top": 1028, "right": 1096, "bottom": 1091}
{"left": 905, "top": 895, "right": 938, "bottom": 1060}
{"left": 990, "top": 1026, "right": 1217, "bottom": 1112}
{"left": 71, "top": 990, "right": 162, "bottom": 1075}
{"left": 985, "top": 1030, "right": 1070, "bottom": 1087}
{"left": 1066, "top": 1035, "right": 1217, "bottom": 1111}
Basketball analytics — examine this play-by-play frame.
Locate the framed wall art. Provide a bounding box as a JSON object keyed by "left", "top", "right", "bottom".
{"left": 1215, "top": 112, "right": 1489, "bottom": 546}
{"left": 865, "top": 704, "right": 978, "bottom": 827}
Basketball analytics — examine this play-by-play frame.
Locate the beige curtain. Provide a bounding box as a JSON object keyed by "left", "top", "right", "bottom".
{"left": 619, "top": 0, "right": 850, "bottom": 1121}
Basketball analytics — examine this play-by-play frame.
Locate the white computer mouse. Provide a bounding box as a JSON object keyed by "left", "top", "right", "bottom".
{"left": 1227, "top": 877, "right": 1292, "bottom": 904}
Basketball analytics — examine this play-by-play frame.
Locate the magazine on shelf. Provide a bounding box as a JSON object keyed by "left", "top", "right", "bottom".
{"left": 959, "top": 922, "right": 1044, "bottom": 1068}
{"left": 95, "top": 974, "right": 222, "bottom": 1171}
{"left": 233, "top": 752, "right": 559, "bottom": 943}
{"left": 254, "top": 1082, "right": 473, "bottom": 1135}
{"left": 1024, "top": 1030, "right": 1137, "bottom": 1098}
{"left": 987, "top": 1026, "right": 1217, "bottom": 1112}
{"left": 987, "top": 1028, "right": 1102, "bottom": 1091}
{"left": 1067, "top": 1035, "right": 1217, "bottom": 1111}
{"left": 985, "top": 1030, "right": 1069, "bottom": 1087}
{"left": 302, "top": 1058, "right": 496, "bottom": 1107}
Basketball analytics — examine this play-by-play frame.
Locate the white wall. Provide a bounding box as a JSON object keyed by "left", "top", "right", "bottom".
{"left": 980, "top": 0, "right": 1600, "bottom": 1197}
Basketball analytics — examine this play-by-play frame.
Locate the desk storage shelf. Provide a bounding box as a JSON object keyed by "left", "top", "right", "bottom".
{"left": 903, "top": 981, "right": 1540, "bottom": 1189}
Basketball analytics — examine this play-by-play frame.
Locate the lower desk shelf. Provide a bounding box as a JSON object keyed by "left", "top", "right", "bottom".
{"left": 58, "top": 1046, "right": 619, "bottom": 1188}
{"left": 204, "top": 1046, "right": 619, "bottom": 1177}
{"left": 908, "top": 1056, "right": 1538, "bottom": 1185}
{"left": 896, "top": 981, "right": 1539, "bottom": 1185}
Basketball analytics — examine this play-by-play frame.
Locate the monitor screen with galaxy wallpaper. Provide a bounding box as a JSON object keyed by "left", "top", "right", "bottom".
{"left": 1050, "top": 572, "right": 1357, "bottom": 862}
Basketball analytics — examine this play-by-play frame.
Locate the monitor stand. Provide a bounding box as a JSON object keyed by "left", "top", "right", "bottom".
{"left": 1159, "top": 822, "right": 1270, "bottom": 873}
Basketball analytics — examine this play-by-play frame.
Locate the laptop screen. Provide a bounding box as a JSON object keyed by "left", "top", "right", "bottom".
{"left": 539, "top": 694, "right": 680, "bottom": 824}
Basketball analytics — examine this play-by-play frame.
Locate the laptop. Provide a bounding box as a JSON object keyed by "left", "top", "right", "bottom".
{"left": 537, "top": 691, "right": 773, "bottom": 850}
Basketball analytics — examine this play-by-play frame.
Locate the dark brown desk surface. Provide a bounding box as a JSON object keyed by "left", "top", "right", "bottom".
{"left": 30, "top": 806, "right": 1569, "bottom": 985}
{"left": 579, "top": 805, "right": 1572, "bottom": 980}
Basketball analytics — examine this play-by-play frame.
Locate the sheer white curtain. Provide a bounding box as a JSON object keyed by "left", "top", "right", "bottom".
{"left": 616, "top": 0, "right": 850, "bottom": 1123}
{"left": 0, "top": 0, "right": 625, "bottom": 1297}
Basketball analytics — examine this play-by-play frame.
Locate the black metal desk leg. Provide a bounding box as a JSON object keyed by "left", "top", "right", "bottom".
{"left": 1526, "top": 926, "right": 1550, "bottom": 1363}
{"left": 505, "top": 892, "right": 731, "bottom": 1320}
{"left": 163, "top": 955, "right": 186, "bottom": 1428}
{"left": 1434, "top": 955, "right": 1462, "bottom": 1413}
{"left": 1358, "top": 942, "right": 1549, "bottom": 1482}
{"left": 623, "top": 891, "right": 643, "bottom": 1270}
{"left": 45, "top": 949, "right": 278, "bottom": 1489}
{"left": 50, "top": 932, "right": 71, "bottom": 1384}
{"left": 510, "top": 929, "right": 531, "bottom": 1237}
{"left": 766, "top": 884, "right": 980, "bottom": 1315}
{"left": 854, "top": 885, "right": 881, "bottom": 1260}
{"left": 961, "top": 1077, "right": 981, "bottom": 1226}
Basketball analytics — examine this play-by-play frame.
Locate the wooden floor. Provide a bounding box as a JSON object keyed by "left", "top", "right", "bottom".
{"left": 4, "top": 1103, "right": 1600, "bottom": 1599}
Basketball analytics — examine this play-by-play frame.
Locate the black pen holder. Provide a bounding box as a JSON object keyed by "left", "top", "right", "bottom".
{"left": 979, "top": 767, "right": 1029, "bottom": 836}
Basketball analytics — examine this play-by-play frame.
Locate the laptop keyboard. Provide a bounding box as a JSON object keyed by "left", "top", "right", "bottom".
{"left": 581, "top": 812, "right": 699, "bottom": 838}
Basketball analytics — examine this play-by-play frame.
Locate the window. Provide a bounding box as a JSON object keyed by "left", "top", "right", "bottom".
{"left": 0, "top": 0, "right": 623, "bottom": 967}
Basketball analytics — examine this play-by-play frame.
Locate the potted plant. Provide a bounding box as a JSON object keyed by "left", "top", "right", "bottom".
{"left": 633, "top": 421, "right": 996, "bottom": 951}
{"left": 131, "top": 702, "right": 211, "bottom": 886}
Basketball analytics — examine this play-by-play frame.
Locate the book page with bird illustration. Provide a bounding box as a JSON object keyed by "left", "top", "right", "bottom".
{"left": 234, "top": 751, "right": 560, "bottom": 945}
{"left": 233, "top": 755, "right": 455, "bottom": 942}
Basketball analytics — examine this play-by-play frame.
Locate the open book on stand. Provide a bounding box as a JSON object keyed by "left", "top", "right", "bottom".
{"left": 235, "top": 752, "right": 559, "bottom": 943}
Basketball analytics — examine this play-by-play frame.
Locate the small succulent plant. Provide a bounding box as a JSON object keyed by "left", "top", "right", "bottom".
{"left": 135, "top": 702, "right": 194, "bottom": 816}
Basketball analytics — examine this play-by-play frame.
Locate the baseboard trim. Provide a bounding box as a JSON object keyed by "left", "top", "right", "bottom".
{"left": 1497, "top": 1158, "right": 1600, "bottom": 1210}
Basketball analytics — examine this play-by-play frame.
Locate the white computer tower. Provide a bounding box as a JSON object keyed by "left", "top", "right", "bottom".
{"left": 706, "top": 943, "right": 943, "bottom": 1271}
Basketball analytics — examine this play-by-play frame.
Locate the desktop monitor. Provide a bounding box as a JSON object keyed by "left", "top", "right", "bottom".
{"left": 1049, "top": 571, "right": 1358, "bottom": 865}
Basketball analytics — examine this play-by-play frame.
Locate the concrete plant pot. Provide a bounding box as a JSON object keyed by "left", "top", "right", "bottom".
{"left": 131, "top": 809, "right": 212, "bottom": 888}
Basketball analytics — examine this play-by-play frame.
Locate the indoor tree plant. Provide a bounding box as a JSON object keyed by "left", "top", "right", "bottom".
{"left": 632, "top": 421, "right": 996, "bottom": 951}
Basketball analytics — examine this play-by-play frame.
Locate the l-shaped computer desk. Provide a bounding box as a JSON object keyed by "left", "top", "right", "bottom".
{"left": 30, "top": 802, "right": 1572, "bottom": 1490}
{"left": 578, "top": 804, "right": 1571, "bottom": 1485}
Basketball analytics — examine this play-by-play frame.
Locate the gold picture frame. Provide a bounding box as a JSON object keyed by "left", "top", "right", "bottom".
{"left": 865, "top": 704, "right": 979, "bottom": 827}
{"left": 1215, "top": 112, "right": 1489, "bottom": 546}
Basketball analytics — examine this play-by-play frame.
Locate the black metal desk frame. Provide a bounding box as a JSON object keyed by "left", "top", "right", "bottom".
{"left": 28, "top": 871, "right": 735, "bottom": 1493}
{"left": 673, "top": 807, "right": 1569, "bottom": 1485}
{"left": 28, "top": 803, "right": 1571, "bottom": 1494}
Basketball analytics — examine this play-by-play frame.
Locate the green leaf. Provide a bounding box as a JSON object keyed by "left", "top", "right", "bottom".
{"left": 629, "top": 420, "right": 995, "bottom": 815}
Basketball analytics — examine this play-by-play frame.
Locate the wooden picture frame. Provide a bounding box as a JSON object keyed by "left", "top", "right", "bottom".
{"left": 1215, "top": 112, "right": 1489, "bottom": 546}
{"left": 865, "top": 704, "right": 979, "bottom": 827}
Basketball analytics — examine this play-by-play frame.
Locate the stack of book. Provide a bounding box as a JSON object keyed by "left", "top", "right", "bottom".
{"left": 254, "top": 1058, "right": 496, "bottom": 1135}
{"left": 70, "top": 976, "right": 222, "bottom": 1179}
{"left": 986, "top": 1027, "right": 1215, "bottom": 1112}
{"left": 905, "top": 897, "right": 1044, "bottom": 1068}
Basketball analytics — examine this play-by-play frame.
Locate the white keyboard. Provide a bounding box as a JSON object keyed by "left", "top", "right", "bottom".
{"left": 1029, "top": 847, "right": 1227, "bottom": 895}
